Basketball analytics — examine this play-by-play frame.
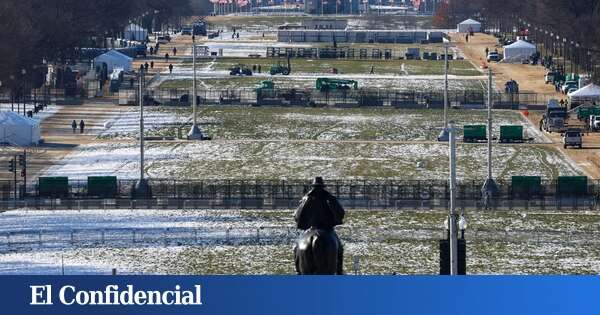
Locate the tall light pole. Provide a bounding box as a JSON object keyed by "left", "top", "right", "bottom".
{"left": 438, "top": 43, "right": 450, "bottom": 141}
{"left": 134, "top": 67, "right": 151, "bottom": 198}
{"left": 482, "top": 68, "right": 498, "bottom": 204}
{"left": 448, "top": 121, "right": 458, "bottom": 275}
{"left": 188, "top": 41, "right": 203, "bottom": 140}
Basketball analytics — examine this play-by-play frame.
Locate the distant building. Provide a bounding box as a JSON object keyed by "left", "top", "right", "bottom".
{"left": 304, "top": 0, "right": 357, "bottom": 14}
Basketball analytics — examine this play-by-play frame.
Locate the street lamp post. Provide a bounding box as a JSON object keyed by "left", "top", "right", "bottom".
{"left": 482, "top": 68, "right": 498, "bottom": 205}
{"left": 438, "top": 43, "right": 450, "bottom": 141}
{"left": 188, "top": 41, "right": 203, "bottom": 140}
{"left": 134, "top": 68, "right": 151, "bottom": 198}
{"left": 448, "top": 121, "right": 458, "bottom": 275}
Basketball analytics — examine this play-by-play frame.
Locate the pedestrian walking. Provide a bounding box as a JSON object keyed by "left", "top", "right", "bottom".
{"left": 192, "top": 35, "right": 196, "bottom": 42}
{"left": 485, "top": 47, "right": 489, "bottom": 56}
{"left": 150, "top": 46, "right": 154, "bottom": 55}
{"left": 169, "top": 63, "right": 174, "bottom": 74}
{"left": 144, "top": 62, "right": 149, "bottom": 71}
{"left": 150, "top": 61, "right": 154, "bottom": 69}
{"left": 79, "top": 120, "right": 85, "bottom": 134}
{"left": 173, "top": 47, "right": 177, "bottom": 56}
{"left": 71, "top": 120, "right": 77, "bottom": 134}
{"left": 236, "top": 33, "right": 239, "bottom": 39}
{"left": 465, "top": 34, "right": 469, "bottom": 42}
{"left": 257, "top": 64, "right": 261, "bottom": 73}
{"left": 165, "top": 53, "right": 169, "bottom": 61}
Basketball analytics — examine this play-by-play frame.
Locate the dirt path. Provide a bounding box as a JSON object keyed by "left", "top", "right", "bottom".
{"left": 0, "top": 102, "right": 124, "bottom": 181}
{"left": 452, "top": 32, "right": 600, "bottom": 179}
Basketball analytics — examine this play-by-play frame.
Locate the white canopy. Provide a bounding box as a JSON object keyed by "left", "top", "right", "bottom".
{"left": 503, "top": 40, "right": 537, "bottom": 63}
{"left": 94, "top": 50, "right": 133, "bottom": 72}
{"left": 0, "top": 111, "right": 41, "bottom": 146}
{"left": 457, "top": 19, "right": 481, "bottom": 33}
{"left": 124, "top": 23, "right": 148, "bottom": 41}
{"left": 568, "top": 84, "right": 600, "bottom": 103}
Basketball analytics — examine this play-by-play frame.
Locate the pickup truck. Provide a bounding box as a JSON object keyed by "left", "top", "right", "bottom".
{"left": 563, "top": 128, "right": 583, "bottom": 149}
{"left": 590, "top": 115, "right": 600, "bottom": 131}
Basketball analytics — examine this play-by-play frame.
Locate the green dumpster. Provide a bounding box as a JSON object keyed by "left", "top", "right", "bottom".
{"left": 511, "top": 176, "right": 541, "bottom": 196}
{"left": 557, "top": 176, "right": 588, "bottom": 195}
{"left": 87, "top": 176, "right": 118, "bottom": 198}
{"left": 463, "top": 125, "right": 486, "bottom": 143}
{"left": 500, "top": 125, "right": 524, "bottom": 143}
{"left": 39, "top": 177, "right": 69, "bottom": 198}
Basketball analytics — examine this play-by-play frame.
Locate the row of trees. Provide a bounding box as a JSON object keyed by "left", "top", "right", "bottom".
{"left": 435, "top": 0, "right": 600, "bottom": 80}
{"left": 0, "top": 0, "right": 194, "bottom": 91}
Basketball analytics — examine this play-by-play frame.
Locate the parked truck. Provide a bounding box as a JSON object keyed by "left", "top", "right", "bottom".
{"left": 542, "top": 99, "right": 568, "bottom": 133}
{"left": 590, "top": 115, "right": 600, "bottom": 131}
{"left": 269, "top": 55, "right": 291, "bottom": 75}
{"left": 563, "top": 128, "right": 583, "bottom": 149}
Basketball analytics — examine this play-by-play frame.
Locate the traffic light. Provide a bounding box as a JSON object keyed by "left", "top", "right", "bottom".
{"left": 18, "top": 154, "right": 26, "bottom": 167}
{"left": 8, "top": 159, "right": 15, "bottom": 173}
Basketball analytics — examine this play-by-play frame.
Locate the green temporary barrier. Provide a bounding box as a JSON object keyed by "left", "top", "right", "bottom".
{"left": 576, "top": 106, "right": 600, "bottom": 120}
{"left": 511, "top": 176, "right": 541, "bottom": 195}
{"left": 557, "top": 176, "right": 588, "bottom": 195}
{"left": 463, "top": 125, "right": 486, "bottom": 142}
{"left": 87, "top": 176, "right": 118, "bottom": 197}
{"left": 39, "top": 177, "right": 69, "bottom": 198}
{"left": 500, "top": 125, "right": 523, "bottom": 142}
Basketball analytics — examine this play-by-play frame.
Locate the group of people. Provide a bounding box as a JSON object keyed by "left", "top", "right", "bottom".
{"left": 71, "top": 120, "right": 86, "bottom": 134}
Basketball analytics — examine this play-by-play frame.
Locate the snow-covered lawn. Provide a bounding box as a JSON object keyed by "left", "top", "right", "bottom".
{"left": 42, "top": 140, "right": 579, "bottom": 180}
{"left": 99, "top": 107, "right": 548, "bottom": 143}
{"left": 2, "top": 209, "right": 600, "bottom": 275}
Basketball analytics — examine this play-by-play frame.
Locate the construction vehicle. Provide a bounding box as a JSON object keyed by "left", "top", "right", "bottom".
{"left": 269, "top": 55, "right": 291, "bottom": 75}
{"left": 542, "top": 99, "right": 567, "bottom": 133}
{"left": 563, "top": 128, "right": 583, "bottom": 149}
{"left": 316, "top": 78, "right": 358, "bottom": 92}
{"left": 255, "top": 80, "right": 274, "bottom": 92}
{"left": 499, "top": 125, "right": 524, "bottom": 143}
{"left": 229, "top": 64, "right": 253, "bottom": 76}
{"left": 590, "top": 115, "right": 600, "bottom": 131}
{"left": 463, "top": 125, "right": 487, "bottom": 143}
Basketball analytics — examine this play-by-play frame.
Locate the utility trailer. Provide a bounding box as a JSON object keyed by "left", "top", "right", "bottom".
{"left": 463, "top": 125, "right": 487, "bottom": 143}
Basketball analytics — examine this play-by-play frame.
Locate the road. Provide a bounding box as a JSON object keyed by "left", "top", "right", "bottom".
{"left": 451, "top": 32, "right": 600, "bottom": 179}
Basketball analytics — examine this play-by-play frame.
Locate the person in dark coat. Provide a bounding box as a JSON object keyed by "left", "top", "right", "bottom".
{"left": 150, "top": 61, "right": 154, "bottom": 69}
{"left": 293, "top": 177, "right": 345, "bottom": 275}
{"left": 169, "top": 63, "right": 174, "bottom": 74}
{"left": 294, "top": 177, "right": 345, "bottom": 230}
{"left": 79, "top": 120, "right": 85, "bottom": 134}
{"left": 172, "top": 47, "right": 177, "bottom": 56}
{"left": 165, "top": 53, "right": 169, "bottom": 61}
{"left": 71, "top": 120, "right": 77, "bottom": 134}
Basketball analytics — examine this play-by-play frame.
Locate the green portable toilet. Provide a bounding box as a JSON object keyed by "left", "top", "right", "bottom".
{"left": 87, "top": 176, "right": 118, "bottom": 198}
{"left": 39, "top": 177, "right": 69, "bottom": 198}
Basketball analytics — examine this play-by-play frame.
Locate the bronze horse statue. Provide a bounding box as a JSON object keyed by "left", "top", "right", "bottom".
{"left": 294, "top": 177, "right": 345, "bottom": 275}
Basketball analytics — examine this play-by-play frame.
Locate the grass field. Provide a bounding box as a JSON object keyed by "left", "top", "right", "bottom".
{"left": 103, "top": 107, "right": 545, "bottom": 143}
{"left": 180, "top": 58, "right": 481, "bottom": 76}
{"left": 3, "top": 209, "right": 600, "bottom": 275}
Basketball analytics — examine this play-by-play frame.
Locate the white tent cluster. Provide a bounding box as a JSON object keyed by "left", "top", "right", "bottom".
{"left": 568, "top": 84, "right": 600, "bottom": 104}
{"left": 502, "top": 40, "right": 537, "bottom": 63}
{"left": 94, "top": 50, "right": 133, "bottom": 72}
{"left": 457, "top": 19, "right": 481, "bottom": 33}
{"left": 124, "top": 23, "right": 148, "bottom": 42}
{"left": 0, "top": 111, "right": 41, "bottom": 146}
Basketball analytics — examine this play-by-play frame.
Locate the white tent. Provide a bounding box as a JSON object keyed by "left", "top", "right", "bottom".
{"left": 94, "top": 50, "right": 133, "bottom": 72}
{"left": 457, "top": 19, "right": 481, "bottom": 33}
{"left": 124, "top": 23, "right": 148, "bottom": 42}
{"left": 503, "top": 40, "right": 537, "bottom": 63}
{"left": 568, "top": 84, "right": 600, "bottom": 104}
{"left": 0, "top": 111, "right": 41, "bottom": 146}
